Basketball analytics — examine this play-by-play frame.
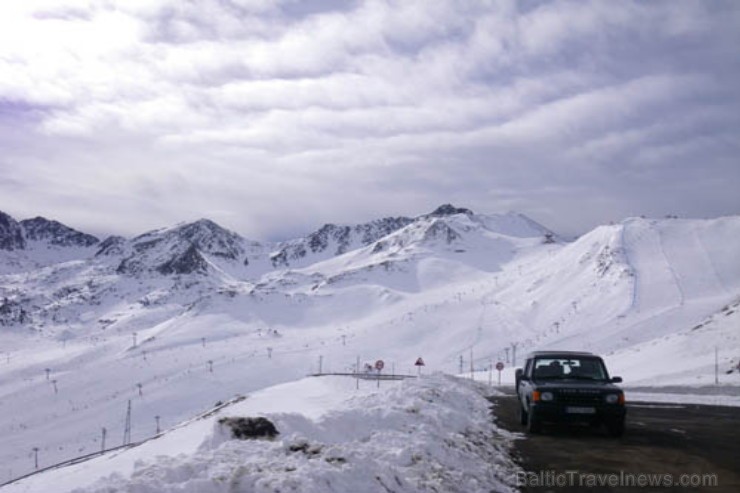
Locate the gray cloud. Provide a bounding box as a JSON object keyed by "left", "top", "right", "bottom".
{"left": 0, "top": 0, "right": 738, "bottom": 240}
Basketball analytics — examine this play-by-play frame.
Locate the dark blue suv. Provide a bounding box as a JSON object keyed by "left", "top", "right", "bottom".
{"left": 515, "top": 351, "right": 626, "bottom": 437}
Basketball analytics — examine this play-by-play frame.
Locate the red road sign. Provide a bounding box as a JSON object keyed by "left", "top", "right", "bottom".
{"left": 375, "top": 360, "right": 385, "bottom": 371}
{"left": 415, "top": 357, "right": 425, "bottom": 366}
{"left": 496, "top": 362, "right": 504, "bottom": 371}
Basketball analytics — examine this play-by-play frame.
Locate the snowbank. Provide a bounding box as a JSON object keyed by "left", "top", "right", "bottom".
{"left": 626, "top": 392, "right": 740, "bottom": 407}
{"left": 7, "top": 374, "right": 519, "bottom": 493}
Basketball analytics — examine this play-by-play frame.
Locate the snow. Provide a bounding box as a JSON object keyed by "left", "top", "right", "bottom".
{"left": 1, "top": 211, "right": 739, "bottom": 490}
{"left": 4, "top": 375, "right": 519, "bottom": 493}
{"left": 626, "top": 392, "right": 740, "bottom": 407}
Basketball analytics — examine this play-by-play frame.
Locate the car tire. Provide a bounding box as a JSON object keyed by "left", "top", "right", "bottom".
{"left": 519, "top": 402, "right": 528, "bottom": 426}
{"left": 526, "top": 407, "right": 542, "bottom": 434}
{"left": 607, "top": 419, "right": 625, "bottom": 437}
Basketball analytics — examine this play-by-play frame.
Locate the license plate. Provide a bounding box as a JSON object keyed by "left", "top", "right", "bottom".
{"left": 566, "top": 406, "right": 596, "bottom": 414}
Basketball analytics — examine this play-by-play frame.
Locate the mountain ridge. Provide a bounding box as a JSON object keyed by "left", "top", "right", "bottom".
{"left": 1, "top": 205, "right": 555, "bottom": 278}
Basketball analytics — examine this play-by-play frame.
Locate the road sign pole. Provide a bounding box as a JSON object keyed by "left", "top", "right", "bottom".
{"left": 375, "top": 360, "right": 385, "bottom": 387}
{"left": 715, "top": 346, "right": 719, "bottom": 385}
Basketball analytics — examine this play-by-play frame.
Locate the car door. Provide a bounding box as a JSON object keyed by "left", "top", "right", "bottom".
{"left": 518, "top": 358, "right": 533, "bottom": 408}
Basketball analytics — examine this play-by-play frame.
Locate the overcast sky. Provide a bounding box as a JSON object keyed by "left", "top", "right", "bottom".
{"left": 1, "top": 0, "right": 738, "bottom": 241}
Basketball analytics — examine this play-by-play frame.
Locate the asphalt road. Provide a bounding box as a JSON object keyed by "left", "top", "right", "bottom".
{"left": 489, "top": 392, "right": 740, "bottom": 493}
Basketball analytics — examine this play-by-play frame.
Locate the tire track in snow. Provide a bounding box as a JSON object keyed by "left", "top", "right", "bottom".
{"left": 621, "top": 220, "right": 683, "bottom": 313}
{"left": 655, "top": 226, "right": 686, "bottom": 306}
{"left": 619, "top": 223, "right": 639, "bottom": 313}
{"left": 691, "top": 226, "right": 731, "bottom": 295}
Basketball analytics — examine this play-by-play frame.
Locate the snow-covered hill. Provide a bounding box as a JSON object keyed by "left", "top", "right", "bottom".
{"left": 0, "top": 206, "right": 738, "bottom": 487}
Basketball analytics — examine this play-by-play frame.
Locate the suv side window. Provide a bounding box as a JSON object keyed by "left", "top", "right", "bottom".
{"left": 524, "top": 358, "right": 533, "bottom": 378}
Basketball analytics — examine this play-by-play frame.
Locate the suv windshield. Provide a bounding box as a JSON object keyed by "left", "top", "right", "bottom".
{"left": 532, "top": 357, "right": 608, "bottom": 381}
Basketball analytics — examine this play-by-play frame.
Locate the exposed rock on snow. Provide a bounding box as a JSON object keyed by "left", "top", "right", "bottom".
{"left": 0, "top": 297, "right": 30, "bottom": 326}
{"left": 156, "top": 244, "right": 210, "bottom": 276}
{"left": 422, "top": 220, "right": 461, "bottom": 244}
{"left": 425, "top": 204, "right": 473, "bottom": 217}
{"left": 0, "top": 211, "right": 26, "bottom": 251}
{"left": 218, "top": 417, "right": 279, "bottom": 440}
{"left": 270, "top": 217, "right": 414, "bottom": 268}
{"left": 94, "top": 236, "right": 126, "bottom": 257}
{"left": 20, "top": 217, "right": 99, "bottom": 248}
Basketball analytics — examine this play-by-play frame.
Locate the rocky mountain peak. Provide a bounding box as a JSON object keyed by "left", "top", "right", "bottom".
{"left": 169, "top": 219, "right": 245, "bottom": 260}
{"left": 115, "top": 219, "right": 247, "bottom": 276}
{"left": 0, "top": 211, "right": 25, "bottom": 251}
{"left": 426, "top": 204, "right": 473, "bottom": 218}
{"left": 177, "top": 218, "right": 224, "bottom": 236}
{"left": 20, "top": 217, "right": 99, "bottom": 248}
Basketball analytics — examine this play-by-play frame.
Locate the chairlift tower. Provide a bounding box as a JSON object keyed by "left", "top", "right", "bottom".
{"left": 123, "top": 400, "right": 132, "bottom": 445}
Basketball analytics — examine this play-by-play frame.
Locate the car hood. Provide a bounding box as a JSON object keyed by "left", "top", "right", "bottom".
{"left": 534, "top": 380, "right": 622, "bottom": 392}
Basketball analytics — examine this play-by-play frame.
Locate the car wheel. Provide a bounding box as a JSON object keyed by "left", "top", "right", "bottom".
{"left": 607, "top": 419, "right": 625, "bottom": 437}
{"left": 526, "top": 407, "right": 542, "bottom": 434}
{"left": 519, "top": 402, "right": 528, "bottom": 426}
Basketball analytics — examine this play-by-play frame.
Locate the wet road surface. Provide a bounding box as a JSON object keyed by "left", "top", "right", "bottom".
{"left": 490, "top": 393, "right": 740, "bottom": 492}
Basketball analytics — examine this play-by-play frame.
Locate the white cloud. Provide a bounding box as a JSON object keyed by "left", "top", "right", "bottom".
{"left": 0, "top": 0, "right": 738, "bottom": 239}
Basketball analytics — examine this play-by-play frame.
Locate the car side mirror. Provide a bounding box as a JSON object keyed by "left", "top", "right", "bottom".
{"left": 611, "top": 376, "right": 622, "bottom": 383}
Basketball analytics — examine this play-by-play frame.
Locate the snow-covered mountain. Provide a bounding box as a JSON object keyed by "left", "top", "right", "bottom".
{"left": 113, "top": 219, "right": 253, "bottom": 276}
{"left": 270, "top": 215, "right": 414, "bottom": 269}
{"left": 0, "top": 206, "right": 739, "bottom": 488}
{"left": 0, "top": 213, "right": 100, "bottom": 275}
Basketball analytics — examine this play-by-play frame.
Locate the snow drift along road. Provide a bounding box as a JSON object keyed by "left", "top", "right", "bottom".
{"left": 3, "top": 375, "right": 519, "bottom": 493}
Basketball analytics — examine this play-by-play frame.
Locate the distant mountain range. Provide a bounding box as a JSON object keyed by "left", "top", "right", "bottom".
{"left": 0, "top": 204, "right": 558, "bottom": 331}
{"left": 0, "top": 204, "right": 555, "bottom": 278}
